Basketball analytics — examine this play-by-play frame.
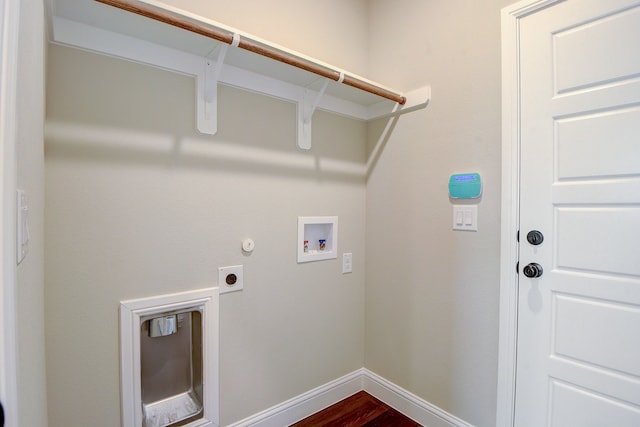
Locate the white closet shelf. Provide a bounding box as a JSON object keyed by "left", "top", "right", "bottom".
{"left": 48, "top": 0, "right": 430, "bottom": 148}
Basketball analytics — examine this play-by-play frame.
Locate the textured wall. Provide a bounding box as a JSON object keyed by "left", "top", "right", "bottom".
{"left": 45, "top": 44, "right": 366, "bottom": 426}
{"left": 365, "top": 1, "right": 513, "bottom": 426}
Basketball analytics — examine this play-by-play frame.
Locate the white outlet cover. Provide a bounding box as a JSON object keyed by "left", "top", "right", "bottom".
{"left": 342, "top": 253, "right": 353, "bottom": 274}
{"left": 218, "top": 265, "right": 243, "bottom": 294}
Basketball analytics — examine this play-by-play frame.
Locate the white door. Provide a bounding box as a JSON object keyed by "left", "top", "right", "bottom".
{"left": 515, "top": 0, "right": 640, "bottom": 425}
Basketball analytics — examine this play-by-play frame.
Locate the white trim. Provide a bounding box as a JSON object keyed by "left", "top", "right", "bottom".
{"left": 496, "top": 2, "right": 564, "bottom": 427}
{"left": 226, "top": 368, "right": 472, "bottom": 427}
{"left": 227, "top": 370, "right": 363, "bottom": 427}
{"left": 362, "top": 369, "right": 473, "bottom": 427}
{"left": 120, "top": 287, "right": 219, "bottom": 427}
{"left": 0, "top": 0, "right": 20, "bottom": 424}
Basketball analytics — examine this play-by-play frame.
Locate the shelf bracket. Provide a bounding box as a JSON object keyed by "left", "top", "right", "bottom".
{"left": 297, "top": 78, "right": 331, "bottom": 150}
{"left": 197, "top": 34, "right": 239, "bottom": 135}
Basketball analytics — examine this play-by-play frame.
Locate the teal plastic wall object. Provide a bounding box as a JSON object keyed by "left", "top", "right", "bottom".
{"left": 448, "top": 173, "right": 482, "bottom": 198}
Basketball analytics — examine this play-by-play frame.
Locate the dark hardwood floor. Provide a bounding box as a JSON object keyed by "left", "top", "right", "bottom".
{"left": 290, "top": 391, "right": 422, "bottom": 426}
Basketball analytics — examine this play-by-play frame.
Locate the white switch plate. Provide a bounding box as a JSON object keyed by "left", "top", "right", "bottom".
{"left": 452, "top": 205, "right": 478, "bottom": 231}
{"left": 218, "top": 265, "right": 243, "bottom": 294}
{"left": 342, "top": 253, "right": 353, "bottom": 274}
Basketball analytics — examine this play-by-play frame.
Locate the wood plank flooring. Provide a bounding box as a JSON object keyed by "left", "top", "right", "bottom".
{"left": 290, "top": 391, "right": 421, "bottom": 426}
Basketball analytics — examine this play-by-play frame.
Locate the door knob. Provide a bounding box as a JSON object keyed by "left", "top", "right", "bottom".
{"left": 523, "top": 262, "right": 543, "bottom": 278}
{"left": 526, "top": 230, "right": 544, "bottom": 245}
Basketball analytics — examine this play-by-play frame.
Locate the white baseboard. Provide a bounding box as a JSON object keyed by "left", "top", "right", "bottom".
{"left": 362, "top": 369, "right": 474, "bottom": 427}
{"left": 226, "top": 369, "right": 364, "bottom": 427}
{"left": 225, "top": 368, "right": 474, "bottom": 427}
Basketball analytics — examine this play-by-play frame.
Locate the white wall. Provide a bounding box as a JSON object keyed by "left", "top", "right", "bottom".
{"left": 159, "top": 0, "right": 370, "bottom": 76}
{"left": 42, "top": 1, "right": 515, "bottom": 426}
{"left": 46, "top": 1, "right": 372, "bottom": 422}
{"left": 44, "top": 42, "right": 366, "bottom": 425}
{"left": 365, "top": 1, "right": 513, "bottom": 426}
{"left": 15, "top": 0, "right": 48, "bottom": 425}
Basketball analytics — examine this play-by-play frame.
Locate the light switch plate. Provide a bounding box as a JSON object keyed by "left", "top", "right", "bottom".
{"left": 342, "top": 253, "right": 353, "bottom": 274}
{"left": 452, "top": 205, "right": 478, "bottom": 231}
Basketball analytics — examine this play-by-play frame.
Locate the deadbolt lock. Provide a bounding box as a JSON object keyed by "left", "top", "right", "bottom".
{"left": 526, "top": 230, "right": 544, "bottom": 245}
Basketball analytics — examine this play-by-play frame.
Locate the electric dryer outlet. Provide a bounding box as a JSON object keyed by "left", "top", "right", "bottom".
{"left": 218, "top": 265, "right": 243, "bottom": 294}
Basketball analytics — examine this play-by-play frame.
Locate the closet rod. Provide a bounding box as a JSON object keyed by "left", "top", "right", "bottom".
{"left": 95, "top": 0, "right": 407, "bottom": 105}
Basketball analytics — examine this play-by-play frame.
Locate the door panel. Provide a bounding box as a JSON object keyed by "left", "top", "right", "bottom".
{"left": 553, "top": 294, "right": 640, "bottom": 376}
{"left": 556, "top": 107, "right": 640, "bottom": 179}
{"left": 556, "top": 207, "right": 640, "bottom": 275}
{"left": 515, "top": 0, "right": 640, "bottom": 425}
{"left": 553, "top": 6, "right": 640, "bottom": 93}
{"left": 549, "top": 380, "right": 640, "bottom": 427}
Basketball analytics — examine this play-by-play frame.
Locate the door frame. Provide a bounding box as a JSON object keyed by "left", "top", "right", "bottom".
{"left": 0, "top": 0, "right": 20, "bottom": 425}
{"left": 496, "top": 1, "right": 564, "bottom": 426}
